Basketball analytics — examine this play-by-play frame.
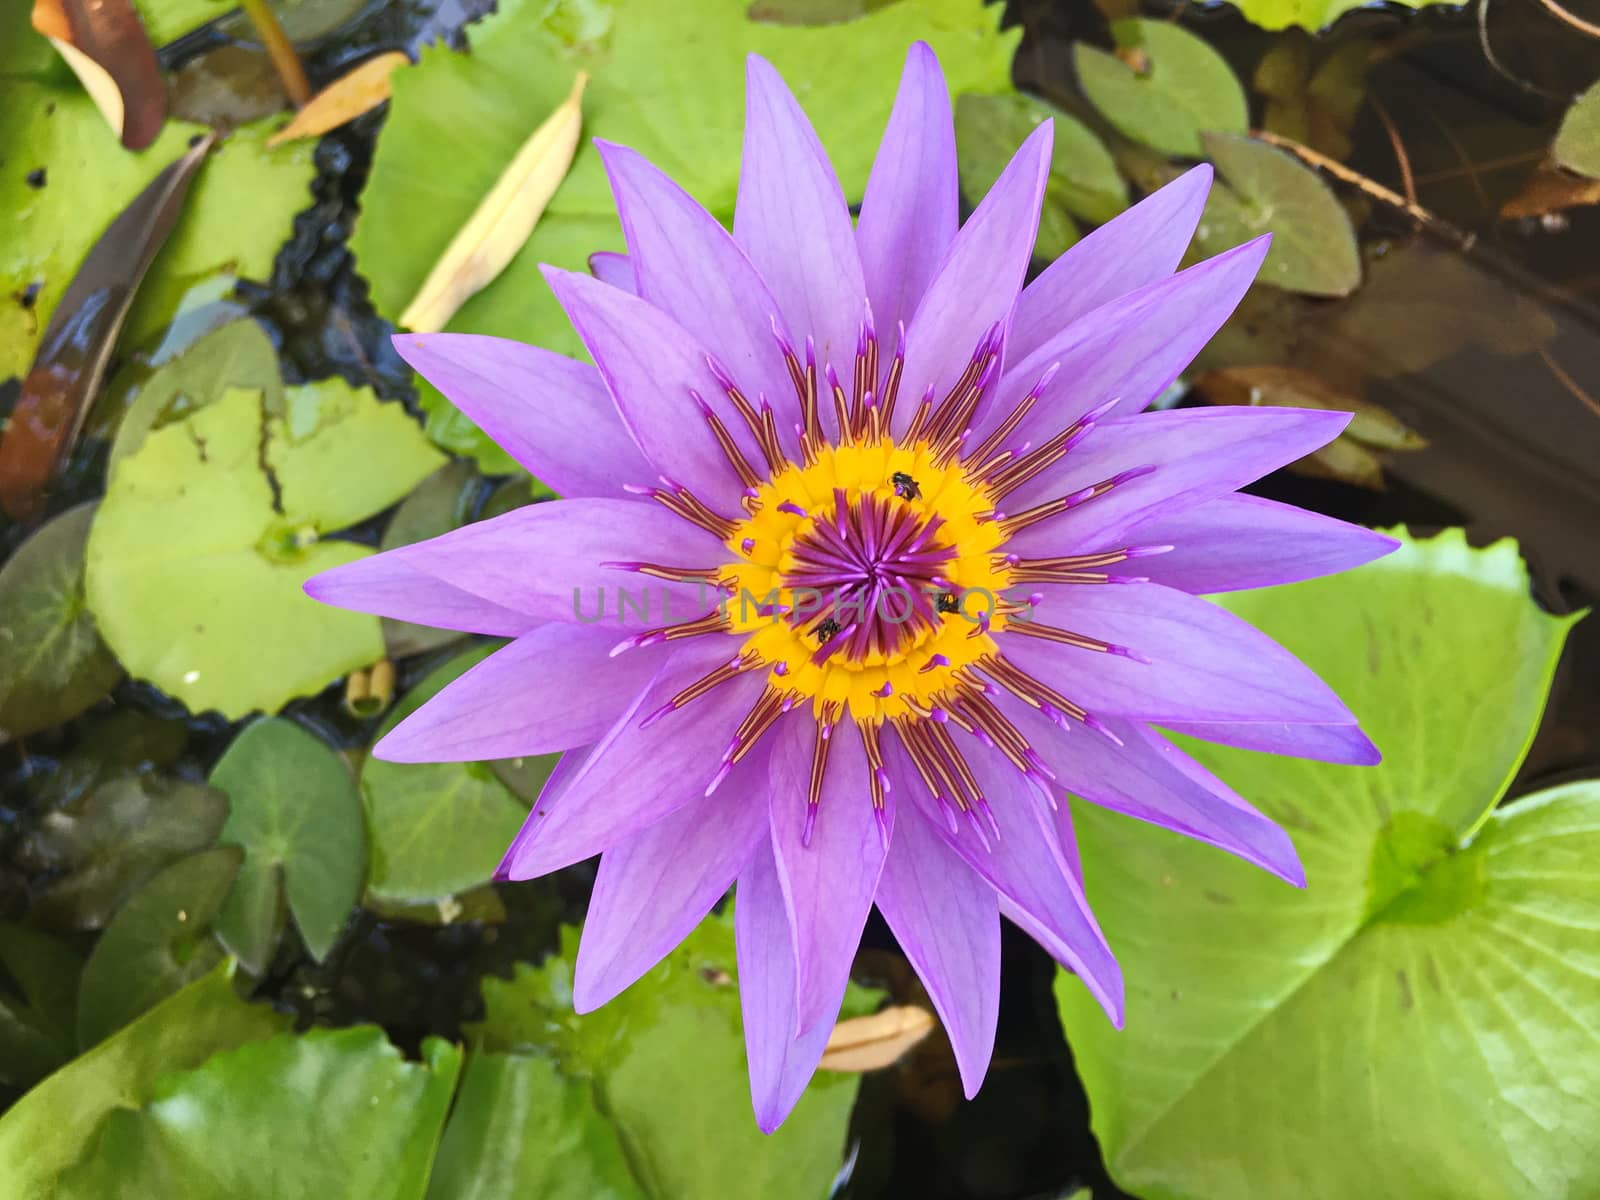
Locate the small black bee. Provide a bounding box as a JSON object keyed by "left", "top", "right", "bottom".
{"left": 815, "top": 617, "right": 842, "bottom": 644}
{"left": 936, "top": 592, "right": 960, "bottom": 615}
{"left": 890, "top": 472, "right": 922, "bottom": 501}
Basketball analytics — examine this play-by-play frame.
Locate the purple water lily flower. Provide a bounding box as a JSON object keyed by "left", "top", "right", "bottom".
{"left": 308, "top": 45, "right": 1395, "bottom": 1130}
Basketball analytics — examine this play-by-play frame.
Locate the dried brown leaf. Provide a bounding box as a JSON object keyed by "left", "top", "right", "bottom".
{"left": 1500, "top": 165, "right": 1600, "bottom": 219}
{"left": 818, "top": 1003, "right": 936, "bottom": 1073}
{"left": 400, "top": 71, "right": 588, "bottom": 333}
{"left": 33, "top": 0, "right": 166, "bottom": 150}
{"left": 266, "top": 52, "right": 410, "bottom": 147}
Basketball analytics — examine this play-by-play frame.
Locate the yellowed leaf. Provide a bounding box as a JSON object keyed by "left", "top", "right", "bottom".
{"left": 817, "top": 1003, "right": 935, "bottom": 1073}
{"left": 47, "top": 37, "right": 126, "bottom": 139}
{"left": 266, "top": 52, "right": 410, "bottom": 147}
{"left": 399, "top": 71, "right": 588, "bottom": 333}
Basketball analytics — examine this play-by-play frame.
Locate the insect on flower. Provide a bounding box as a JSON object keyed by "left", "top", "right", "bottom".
{"left": 306, "top": 44, "right": 1396, "bottom": 1131}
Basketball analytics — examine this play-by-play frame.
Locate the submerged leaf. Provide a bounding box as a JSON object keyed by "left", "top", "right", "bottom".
{"left": 84, "top": 383, "right": 444, "bottom": 717}
{"left": 267, "top": 51, "right": 410, "bottom": 146}
{"left": 0, "top": 924, "right": 81, "bottom": 1088}
{"left": 1254, "top": 37, "right": 1372, "bottom": 162}
{"left": 34, "top": 0, "right": 166, "bottom": 149}
{"left": 0, "top": 133, "right": 213, "bottom": 520}
{"left": 0, "top": 502, "right": 122, "bottom": 736}
{"left": 1553, "top": 80, "right": 1600, "bottom": 179}
{"left": 76, "top": 846, "right": 242, "bottom": 1047}
{"left": 1500, "top": 164, "right": 1600, "bottom": 218}
{"left": 818, "top": 1003, "right": 935, "bottom": 1073}
{"left": 401, "top": 70, "right": 588, "bottom": 333}
{"left": 1226, "top": 0, "right": 1458, "bottom": 30}
{"left": 210, "top": 718, "right": 366, "bottom": 972}
{"left": 1073, "top": 19, "right": 1247, "bottom": 158}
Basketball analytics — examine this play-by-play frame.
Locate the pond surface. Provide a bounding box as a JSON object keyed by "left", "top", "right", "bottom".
{"left": 3, "top": 0, "right": 1598, "bottom": 1195}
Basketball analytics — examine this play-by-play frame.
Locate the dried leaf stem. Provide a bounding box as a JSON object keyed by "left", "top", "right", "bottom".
{"left": 238, "top": 0, "right": 311, "bottom": 107}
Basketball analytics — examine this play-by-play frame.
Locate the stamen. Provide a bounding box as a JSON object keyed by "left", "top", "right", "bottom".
{"left": 631, "top": 480, "right": 741, "bottom": 540}
{"left": 609, "top": 610, "right": 731, "bottom": 656}
{"left": 967, "top": 362, "right": 1060, "bottom": 467}
{"left": 877, "top": 322, "right": 907, "bottom": 430}
{"left": 640, "top": 651, "right": 761, "bottom": 727}
{"left": 602, "top": 561, "right": 731, "bottom": 587}
{"left": 994, "top": 465, "right": 1155, "bottom": 539}
{"left": 1004, "top": 620, "right": 1151, "bottom": 663}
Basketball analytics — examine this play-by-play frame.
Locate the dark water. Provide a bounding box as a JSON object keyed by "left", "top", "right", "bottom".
{"left": 4, "top": 0, "right": 1599, "bottom": 1195}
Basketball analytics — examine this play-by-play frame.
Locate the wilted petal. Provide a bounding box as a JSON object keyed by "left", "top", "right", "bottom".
{"left": 1007, "top": 164, "right": 1212, "bottom": 364}
{"left": 736, "top": 837, "right": 845, "bottom": 1133}
{"left": 856, "top": 42, "right": 958, "bottom": 338}
{"left": 769, "top": 712, "right": 891, "bottom": 1035}
{"left": 736, "top": 55, "right": 866, "bottom": 373}
{"left": 497, "top": 640, "right": 765, "bottom": 878}
{"left": 1109, "top": 494, "right": 1401, "bottom": 593}
{"left": 1014, "top": 581, "right": 1357, "bottom": 727}
{"left": 373, "top": 625, "right": 664, "bottom": 763}
{"left": 303, "top": 552, "right": 537, "bottom": 636}
{"left": 574, "top": 747, "right": 770, "bottom": 1011}
{"left": 393, "top": 333, "right": 650, "bottom": 498}
{"left": 874, "top": 796, "right": 999, "bottom": 1098}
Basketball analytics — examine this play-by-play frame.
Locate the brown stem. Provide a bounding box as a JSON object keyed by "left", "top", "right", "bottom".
{"left": 238, "top": 0, "right": 310, "bottom": 107}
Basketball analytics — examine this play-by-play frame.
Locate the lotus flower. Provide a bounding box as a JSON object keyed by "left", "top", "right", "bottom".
{"left": 308, "top": 44, "right": 1395, "bottom": 1130}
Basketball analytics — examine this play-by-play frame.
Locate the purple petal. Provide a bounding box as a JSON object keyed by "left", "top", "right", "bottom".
{"left": 1108, "top": 494, "right": 1401, "bottom": 593}
{"left": 541, "top": 266, "right": 751, "bottom": 506}
{"left": 979, "top": 236, "right": 1271, "bottom": 454}
{"left": 303, "top": 552, "right": 538, "bottom": 637}
{"left": 1162, "top": 719, "right": 1382, "bottom": 765}
{"left": 769, "top": 712, "right": 891, "bottom": 1035}
{"left": 1013, "top": 580, "right": 1357, "bottom": 726}
{"left": 895, "top": 122, "right": 1052, "bottom": 439}
{"left": 1007, "top": 165, "right": 1212, "bottom": 365}
{"left": 573, "top": 748, "right": 770, "bottom": 1012}
{"left": 496, "top": 639, "right": 763, "bottom": 879}
{"left": 373, "top": 625, "right": 663, "bottom": 763}
{"left": 599, "top": 140, "right": 792, "bottom": 410}
{"left": 856, "top": 42, "right": 958, "bottom": 339}
{"left": 883, "top": 730, "right": 1123, "bottom": 1025}
{"left": 393, "top": 333, "right": 649, "bottom": 498}
{"left": 997, "top": 697, "right": 1303, "bottom": 884}
{"left": 588, "top": 251, "right": 637, "bottom": 293}
{"left": 736, "top": 55, "right": 867, "bottom": 374}
{"left": 874, "top": 798, "right": 999, "bottom": 1098}
{"left": 360, "top": 497, "right": 724, "bottom": 629}
{"left": 1002, "top": 406, "right": 1351, "bottom": 555}
{"left": 736, "top": 836, "right": 846, "bottom": 1133}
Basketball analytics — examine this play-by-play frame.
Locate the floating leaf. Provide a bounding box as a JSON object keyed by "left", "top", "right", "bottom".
{"left": 85, "top": 382, "right": 445, "bottom": 717}
{"left": 380, "top": 459, "right": 480, "bottom": 658}
{"left": 955, "top": 92, "right": 1126, "bottom": 260}
{"left": 1226, "top": 0, "right": 1458, "bottom": 30}
{"left": 1254, "top": 38, "right": 1372, "bottom": 163}
{"left": 0, "top": 133, "right": 213, "bottom": 520}
{"left": 266, "top": 50, "right": 410, "bottom": 146}
{"left": 0, "top": 963, "right": 288, "bottom": 1200}
{"left": 59, "top": 1028, "right": 463, "bottom": 1200}
{"left": 128, "top": 0, "right": 230, "bottom": 46}
{"left": 0, "top": 503, "right": 121, "bottom": 736}
{"left": 76, "top": 846, "right": 242, "bottom": 1047}
{"left": 105, "top": 317, "right": 283, "bottom": 474}
{"left": 0, "top": 11, "right": 316, "bottom": 383}
{"left": 1554, "top": 81, "right": 1600, "bottom": 179}
{"left": 17, "top": 773, "right": 229, "bottom": 931}
{"left": 748, "top": 0, "right": 904, "bottom": 22}
{"left": 354, "top": 0, "right": 1018, "bottom": 463}
{"left": 817, "top": 1003, "right": 934, "bottom": 1073}
{"left": 364, "top": 884, "right": 509, "bottom": 927}
{"left": 401, "top": 70, "right": 588, "bottom": 333}
{"left": 362, "top": 643, "right": 530, "bottom": 903}
{"left": 474, "top": 917, "right": 877, "bottom": 1200}
{"left": 209, "top": 718, "right": 366, "bottom": 972}
{"left": 425, "top": 1052, "right": 645, "bottom": 1200}
{"left": 1194, "top": 132, "right": 1360, "bottom": 297}
{"left": 0, "top": 923, "right": 81, "bottom": 1088}
{"left": 1073, "top": 19, "right": 1247, "bottom": 158}
{"left": 1057, "top": 531, "right": 1589, "bottom": 1200}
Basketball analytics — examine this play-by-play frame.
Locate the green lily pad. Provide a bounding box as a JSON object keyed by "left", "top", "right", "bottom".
{"left": 955, "top": 92, "right": 1127, "bottom": 261}
{"left": 0, "top": 963, "right": 288, "bottom": 1200}
{"left": 132, "top": 0, "right": 230, "bottom": 46}
{"left": 1074, "top": 19, "right": 1247, "bottom": 159}
{"left": 1227, "top": 0, "right": 1476, "bottom": 33}
{"left": 1056, "top": 531, "right": 1589, "bottom": 1200}
{"left": 16, "top": 774, "right": 230, "bottom": 931}
{"left": 105, "top": 318, "right": 284, "bottom": 475}
{"left": 0, "top": 502, "right": 122, "bottom": 737}
{"left": 59, "top": 1028, "right": 463, "bottom": 1200}
{"left": 1195, "top": 131, "right": 1360, "bottom": 297}
{"left": 1554, "top": 81, "right": 1600, "bottom": 180}
{"left": 0, "top": 23, "right": 315, "bottom": 382}
{"left": 0, "top": 923, "right": 81, "bottom": 1089}
{"left": 362, "top": 643, "right": 532, "bottom": 903}
{"left": 76, "top": 846, "right": 243, "bottom": 1048}
{"left": 353, "top": 0, "right": 1018, "bottom": 466}
{"left": 84, "top": 382, "right": 445, "bottom": 718}
{"left": 473, "top": 917, "right": 876, "bottom": 1200}
{"left": 209, "top": 717, "right": 366, "bottom": 972}
{"left": 381, "top": 459, "right": 480, "bottom": 658}
{"left": 425, "top": 1052, "right": 645, "bottom": 1200}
